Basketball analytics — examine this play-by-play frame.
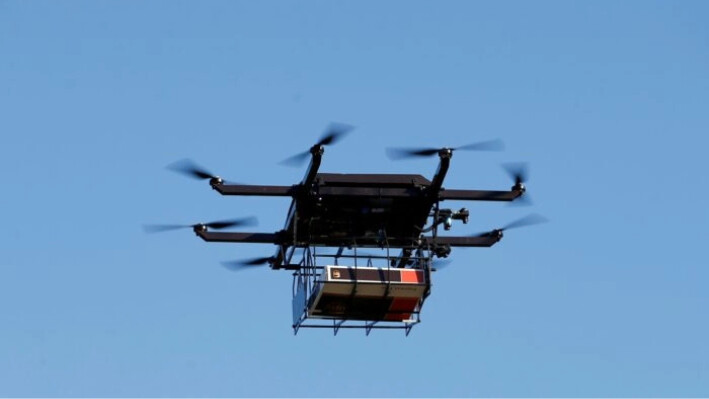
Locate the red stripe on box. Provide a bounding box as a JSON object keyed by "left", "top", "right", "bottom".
{"left": 385, "top": 297, "right": 420, "bottom": 321}
{"left": 400, "top": 270, "right": 424, "bottom": 283}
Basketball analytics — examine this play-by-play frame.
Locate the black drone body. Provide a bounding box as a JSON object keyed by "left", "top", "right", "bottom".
{"left": 152, "top": 124, "right": 545, "bottom": 335}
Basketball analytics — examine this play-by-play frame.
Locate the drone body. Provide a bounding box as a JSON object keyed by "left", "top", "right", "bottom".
{"left": 153, "top": 125, "right": 545, "bottom": 335}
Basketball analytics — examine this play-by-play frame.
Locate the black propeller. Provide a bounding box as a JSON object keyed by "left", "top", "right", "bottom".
{"left": 386, "top": 139, "right": 505, "bottom": 160}
{"left": 166, "top": 158, "right": 220, "bottom": 180}
{"left": 221, "top": 256, "right": 301, "bottom": 271}
{"left": 280, "top": 122, "right": 354, "bottom": 167}
{"left": 473, "top": 213, "right": 548, "bottom": 237}
{"left": 143, "top": 217, "right": 258, "bottom": 234}
{"left": 503, "top": 162, "right": 529, "bottom": 186}
{"left": 502, "top": 162, "right": 532, "bottom": 205}
{"left": 220, "top": 256, "right": 275, "bottom": 271}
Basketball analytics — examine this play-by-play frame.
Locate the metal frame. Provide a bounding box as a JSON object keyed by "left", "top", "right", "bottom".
{"left": 290, "top": 248, "right": 431, "bottom": 336}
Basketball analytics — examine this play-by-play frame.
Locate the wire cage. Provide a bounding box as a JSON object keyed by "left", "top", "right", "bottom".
{"left": 291, "top": 245, "right": 434, "bottom": 336}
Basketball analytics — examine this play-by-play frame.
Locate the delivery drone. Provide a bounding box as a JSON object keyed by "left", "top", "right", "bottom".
{"left": 147, "top": 123, "right": 546, "bottom": 335}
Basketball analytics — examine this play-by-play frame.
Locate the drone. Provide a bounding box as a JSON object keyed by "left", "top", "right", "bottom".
{"left": 147, "top": 123, "right": 547, "bottom": 335}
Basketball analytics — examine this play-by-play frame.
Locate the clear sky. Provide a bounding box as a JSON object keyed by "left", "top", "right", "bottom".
{"left": 1, "top": 0, "right": 708, "bottom": 397}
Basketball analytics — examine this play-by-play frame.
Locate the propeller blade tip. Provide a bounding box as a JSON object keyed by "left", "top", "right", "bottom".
{"left": 279, "top": 151, "right": 310, "bottom": 167}
{"left": 166, "top": 158, "right": 215, "bottom": 180}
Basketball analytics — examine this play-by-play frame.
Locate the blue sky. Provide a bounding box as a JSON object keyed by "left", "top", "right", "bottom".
{"left": 1, "top": 0, "right": 708, "bottom": 396}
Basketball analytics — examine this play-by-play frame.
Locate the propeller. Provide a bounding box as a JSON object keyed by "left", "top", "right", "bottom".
{"left": 280, "top": 122, "right": 354, "bottom": 167}
{"left": 221, "top": 256, "right": 275, "bottom": 271}
{"left": 386, "top": 139, "right": 505, "bottom": 160}
{"left": 143, "top": 217, "right": 258, "bottom": 234}
{"left": 503, "top": 162, "right": 529, "bottom": 186}
{"left": 221, "top": 256, "right": 302, "bottom": 271}
{"left": 502, "top": 162, "right": 532, "bottom": 205}
{"left": 473, "top": 213, "right": 548, "bottom": 237}
{"left": 166, "top": 158, "right": 220, "bottom": 180}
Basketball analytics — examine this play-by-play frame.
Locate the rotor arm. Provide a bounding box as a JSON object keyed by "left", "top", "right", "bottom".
{"left": 211, "top": 184, "right": 521, "bottom": 201}
{"left": 212, "top": 183, "right": 296, "bottom": 197}
{"left": 427, "top": 149, "right": 452, "bottom": 195}
{"left": 439, "top": 189, "right": 523, "bottom": 202}
{"left": 195, "top": 230, "right": 296, "bottom": 270}
{"left": 194, "top": 230, "right": 499, "bottom": 248}
{"left": 195, "top": 230, "right": 285, "bottom": 244}
{"left": 301, "top": 145, "right": 324, "bottom": 188}
{"left": 422, "top": 235, "right": 501, "bottom": 247}
{"left": 207, "top": 143, "right": 326, "bottom": 197}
